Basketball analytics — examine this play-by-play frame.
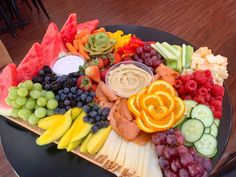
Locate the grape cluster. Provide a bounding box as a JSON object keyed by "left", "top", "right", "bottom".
{"left": 32, "top": 66, "right": 80, "bottom": 93}
{"left": 82, "top": 104, "right": 110, "bottom": 133}
{"left": 6, "top": 80, "right": 58, "bottom": 125}
{"left": 54, "top": 87, "right": 96, "bottom": 114}
{"left": 152, "top": 129, "right": 212, "bottom": 177}
{"left": 132, "top": 43, "right": 163, "bottom": 71}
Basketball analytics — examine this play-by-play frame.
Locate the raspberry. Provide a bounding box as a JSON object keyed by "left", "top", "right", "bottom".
{"left": 210, "top": 100, "right": 222, "bottom": 111}
{"left": 204, "top": 70, "right": 214, "bottom": 81}
{"left": 194, "top": 71, "right": 207, "bottom": 85}
{"left": 215, "top": 96, "right": 223, "bottom": 101}
{"left": 185, "top": 80, "right": 197, "bottom": 93}
{"left": 202, "top": 82, "right": 213, "bottom": 90}
{"left": 198, "top": 87, "right": 208, "bottom": 96}
{"left": 214, "top": 111, "right": 222, "bottom": 119}
{"left": 178, "top": 86, "right": 187, "bottom": 96}
{"left": 210, "top": 106, "right": 216, "bottom": 113}
{"left": 193, "top": 95, "right": 205, "bottom": 104}
{"left": 204, "top": 93, "right": 211, "bottom": 102}
{"left": 184, "top": 95, "right": 192, "bottom": 100}
{"left": 174, "top": 79, "right": 183, "bottom": 89}
{"left": 210, "top": 84, "right": 224, "bottom": 97}
{"left": 180, "top": 75, "right": 193, "bottom": 83}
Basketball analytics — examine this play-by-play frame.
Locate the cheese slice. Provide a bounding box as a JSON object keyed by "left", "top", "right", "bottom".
{"left": 137, "top": 145, "right": 146, "bottom": 177}
{"left": 148, "top": 144, "right": 163, "bottom": 177}
{"left": 113, "top": 139, "right": 128, "bottom": 172}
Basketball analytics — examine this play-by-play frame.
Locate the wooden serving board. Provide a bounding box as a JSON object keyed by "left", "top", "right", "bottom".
{"left": 2, "top": 116, "right": 119, "bottom": 176}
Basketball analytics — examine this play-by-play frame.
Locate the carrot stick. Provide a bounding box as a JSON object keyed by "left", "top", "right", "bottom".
{"left": 73, "top": 39, "right": 79, "bottom": 51}
{"left": 75, "top": 30, "right": 89, "bottom": 40}
{"left": 81, "top": 34, "right": 89, "bottom": 44}
{"left": 92, "top": 27, "right": 105, "bottom": 34}
{"left": 65, "top": 42, "right": 77, "bottom": 54}
{"left": 78, "top": 39, "right": 90, "bottom": 60}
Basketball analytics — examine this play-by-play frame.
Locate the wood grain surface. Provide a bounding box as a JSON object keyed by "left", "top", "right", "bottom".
{"left": 0, "top": 0, "right": 236, "bottom": 176}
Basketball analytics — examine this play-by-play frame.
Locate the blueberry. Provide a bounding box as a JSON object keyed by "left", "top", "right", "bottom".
{"left": 68, "top": 93, "right": 73, "bottom": 98}
{"left": 77, "top": 89, "right": 83, "bottom": 96}
{"left": 77, "top": 102, "right": 83, "bottom": 107}
{"left": 98, "top": 109, "right": 103, "bottom": 115}
{"left": 66, "top": 105, "right": 71, "bottom": 110}
{"left": 58, "top": 90, "right": 63, "bottom": 95}
{"left": 72, "top": 72, "right": 79, "bottom": 78}
{"left": 63, "top": 87, "right": 70, "bottom": 93}
{"left": 91, "top": 125, "right": 99, "bottom": 133}
{"left": 55, "top": 95, "right": 60, "bottom": 101}
{"left": 73, "top": 78, "right": 77, "bottom": 82}
{"left": 88, "top": 118, "right": 95, "bottom": 124}
{"left": 44, "top": 76, "right": 51, "bottom": 81}
{"left": 101, "top": 115, "right": 107, "bottom": 120}
{"left": 64, "top": 99, "right": 70, "bottom": 105}
{"left": 103, "top": 121, "right": 109, "bottom": 127}
{"left": 76, "top": 97, "right": 81, "bottom": 101}
{"left": 44, "top": 84, "right": 51, "bottom": 90}
{"left": 71, "top": 87, "right": 77, "bottom": 93}
{"left": 95, "top": 115, "right": 101, "bottom": 121}
{"left": 93, "top": 104, "right": 99, "bottom": 110}
{"left": 54, "top": 107, "right": 60, "bottom": 114}
{"left": 80, "top": 94, "right": 87, "bottom": 101}
{"left": 102, "top": 107, "right": 110, "bottom": 116}
{"left": 89, "top": 111, "right": 97, "bottom": 117}
{"left": 89, "top": 92, "right": 96, "bottom": 97}
{"left": 39, "top": 70, "right": 45, "bottom": 76}
{"left": 84, "top": 92, "right": 89, "bottom": 96}
{"left": 59, "top": 108, "right": 66, "bottom": 114}
{"left": 60, "top": 94, "right": 67, "bottom": 100}
{"left": 83, "top": 116, "right": 89, "bottom": 122}
{"left": 86, "top": 96, "right": 93, "bottom": 103}
{"left": 83, "top": 105, "right": 91, "bottom": 113}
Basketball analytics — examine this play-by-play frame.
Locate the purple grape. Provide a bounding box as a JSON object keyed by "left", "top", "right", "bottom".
{"left": 155, "top": 145, "right": 165, "bottom": 156}
{"left": 193, "top": 154, "right": 204, "bottom": 164}
{"left": 157, "top": 53, "right": 162, "bottom": 59}
{"left": 150, "top": 48, "right": 158, "bottom": 56}
{"left": 132, "top": 54, "right": 139, "bottom": 60}
{"left": 136, "top": 46, "right": 144, "bottom": 54}
{"left": 179, "top": 168, "right": 190, "bottom": 177}
{"left": 144, "top": 58, "right": 152, "bottom": 66}
{"left": 136, "top": 58, "right": 143, "bottom": 63}
{"left": 171, "top": 159, "right": 182, "bottom": 172}
{"left": 180, "top": 153, "right": 194, "bottom": 167}
{"left": 187, "top": 162, "right": 204, "bottom": 177}
{"left": 152, "top": 132, "right": 167, "bottom": 145}
{"left": 203, "top": 157, "right": 212, "bottom": 172}
{"left": 143, "top": 43, "right": 151, "bottom": 52}
{"left": 176, "top": 134, "right": 185, "bottom": 145}
{"left": 159, "top": 156, "right": 170, "bottom": 169}
{"left": 166, "top": 134, "right": 177, "bottom": 146}
{"left": 177, "top": 145, "right": 189, "bottom": 155}
{"left": 164, "top": 147, "right": 178, "bottom": 160}
{"left": 174, "top": 129, "right": 182, "bottom": 136}
{"left": 141, "top": 53, "right": 150, "bottom": 59}
{"left": 150, "top": 55, "right": 158, "bottom": 61}
{"left": 164, "top": 169, "right": 178, "bottom": 177}
{"left": 202, "top": 171, "right": 208, "bottom": 177}
{"left": 188, "top": 147, "right": 197, "bottom": 156}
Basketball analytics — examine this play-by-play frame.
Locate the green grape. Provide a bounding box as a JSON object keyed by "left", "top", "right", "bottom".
{"left": 11, "top": 101, "right": 22, "bottom": 109}
{"left": 34, "top": 107, "right": 47, "bottom": 118}
{"left": 5, "top": 97, "right": 12, "bottom": 106}
{"left": 45, "top": 91, "right": 55, "bottom": 100}
{"left": 11, "top": 108, "right": 19, "bottom": 118}
{"left": 41, "top": 90, "right": 47, "bottom": 96}
{"left": 18, "top": 108, "right": 32, "bottom": 120}
{"left": 18, "top": 82, "right": 26, "bottom": 88}
{"left": 32, "top": 83, "right": 42, "bottom": 91}
{"left": 24, "top": 80, "right": 33, "bottom": 90}
{"left": 30, "top": 90, "right": 41, "bottom": 99}
{"left": 47, "top": 99, "right": 58, "bottom": 110}
{"left": 17, "top": 87, "right": 28, "bottom": 97}
{"left": 46, "top": 109, "right": 54, "bottom": 116}
{"left": 25, "top": 98, "right": 36, "bottom": 109}
{"left": 16, "top": 97, "right": 27, "bottom": 106}
{"left": 8, "top": 87, "right": 18, "bottom": 100}
{"left": 28, "top": 114, "right": 40, "bottom": 125}
{"left": 37, "top": 97, "right": 47, "bottom": 107}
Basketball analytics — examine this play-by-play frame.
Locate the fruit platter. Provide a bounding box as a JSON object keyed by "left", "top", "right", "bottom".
{"left": 0, "top": 13, "right": 233, "bottom": 177}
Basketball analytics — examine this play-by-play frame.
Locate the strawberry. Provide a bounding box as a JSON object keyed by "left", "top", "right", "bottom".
{"left": 103, "top": 58, "right": 110, "bottom": 67}
{"left": 91, "top": 84, "right": 97, "bottom": 92}
{"left": 100, "top": 67, "right": 109, "bottom": 82}
{"left": 85, "top": 65, "right": 101, "bottom": 82}
{"left": 90, "top": 58, "right": 104, "bottom": 69}
{"left": 76, "top": 76, "right": 92, "bottom": 91}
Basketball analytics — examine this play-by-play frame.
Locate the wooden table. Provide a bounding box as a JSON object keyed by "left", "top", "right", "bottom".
{"left": 0, "top": 0, "right": 236, "bottom": 176}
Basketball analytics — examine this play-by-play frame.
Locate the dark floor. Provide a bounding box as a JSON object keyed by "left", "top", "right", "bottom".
{"left": 0, "top": 0, "right": 236, "bottom": 176}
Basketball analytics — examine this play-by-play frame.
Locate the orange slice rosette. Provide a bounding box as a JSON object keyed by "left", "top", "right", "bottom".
{"left": 173, "top": 97, "right": 186, "bottom": 127}
{"left": 140, "top": 93, "right": 164, "bottom": 111}
{"left": 147, "top": 80, "right": 177, "bottom": 96}
{"left": 136, "top": 117, "right": 157, "bottom": 133}
{"left": 127, "top": 94, "right": 140, "bottom": 117}
{"left": 154, "top": 91, "right": 175, "bottom": 112}
{"left": 135, "top": 87, "right": 147, "bottom": 109}
{"left": 147, "top": 105, "right": 169, "bottom": 121}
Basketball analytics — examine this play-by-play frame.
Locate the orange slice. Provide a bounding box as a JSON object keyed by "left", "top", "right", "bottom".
{"left": 141, "top": 110, "right": 176, "bottom": 131}
{"left": 135, "top": 87, "right": 147, "bottom": 109}
{"left": 147, "top": 80, "right": 177, "bottom": 96}
{"left": 154, "top": 91, "right": 175, "bottom": 112}
{"left": 136, "top": 117, "right": 157, "bottom": 133}
{"left": 127, "top": 94, "right": 140, "bottom": 117}
{"left": 147, "top": 105, "right": 169, "bottom": 121}
{"left": 140, "top": 93, "right": 164, "bottom": 111}
{"left": 173, "top": 97, "right": 186, "bottom": 126}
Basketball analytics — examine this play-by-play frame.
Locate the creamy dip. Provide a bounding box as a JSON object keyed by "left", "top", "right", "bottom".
{"left": 107, "top": 64, "right": 152, "bottom": 97}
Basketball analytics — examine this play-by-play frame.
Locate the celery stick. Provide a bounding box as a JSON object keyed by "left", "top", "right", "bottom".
{"left": 167, "top": 60, "right": 177, "bottom": 71}
{"left": 173, "top": 45, "right": 182, "bottom": 72}
{"left": 182, "top": 44, "right": 186, "bottom": 68}
{"left": 185, "top": 45, "right": 194, "bottom": 69}
{"left": 162, "top": 42, "right": 180, "bottom": 60}
{"left": 154, "top": 42, "right": 176, "bottom": 60}
{"left": 151, "top": 43, "right": 168, "bottom": 59}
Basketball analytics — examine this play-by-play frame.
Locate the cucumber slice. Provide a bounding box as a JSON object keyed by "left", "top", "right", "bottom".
{"left": 181, "top": 119, "right": 205, "bottom": 143}
{"left": 162, "top": 42, "right": 180, "bottom": 60}
{"left": 204, "top": 127, "right": 211, "bottom": 134}
{"left": 194, "top": 134, "right": 217, "bottom": 157}
{"left": 184, "top": 141, "right": 193, "bottom": 147}
{"left": 210, "top": 123, "right": 218, "bottom": 137}
{"left": 191, "top": 104, "right": 214, "bottom": 127}
{"left": 184, "top": 100, "right": 198, "bottom": 117}
{"left": 214, "top": 119, "right": 220, "bottom": 127}
{"left": 207, "top": 148, "right": 218, "bottom": 158}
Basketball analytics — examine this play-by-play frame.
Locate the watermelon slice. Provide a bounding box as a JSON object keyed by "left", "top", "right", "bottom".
{"left": 17, "top": 42, "right": 43, "bottom": 82}
{"left": 77, "top": 19, "right": 99, "bottom": 33}
{"left": 41, "top": 22, "right": 67, "bottom": 67}
{"left": 0, "top": 63, "right": 18, "bottom": 116}
{"left": 60, "top": 13, "right": 77, "bottom": 43}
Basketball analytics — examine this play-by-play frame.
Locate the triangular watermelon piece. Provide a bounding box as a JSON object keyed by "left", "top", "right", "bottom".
{"left": 0, "top": 63, "right": 18, "bottom": 116}
{"left": 41, "top": 22, "right": 67, "bottom": 67}
{"left": 60, "top": 13, "right": 77, "bottom": 44}
{"left": 77, "top": 19, "right": 99, "bottom": 33}
{"left": 17, "top": 42, "right": 43, "bottom": 82}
